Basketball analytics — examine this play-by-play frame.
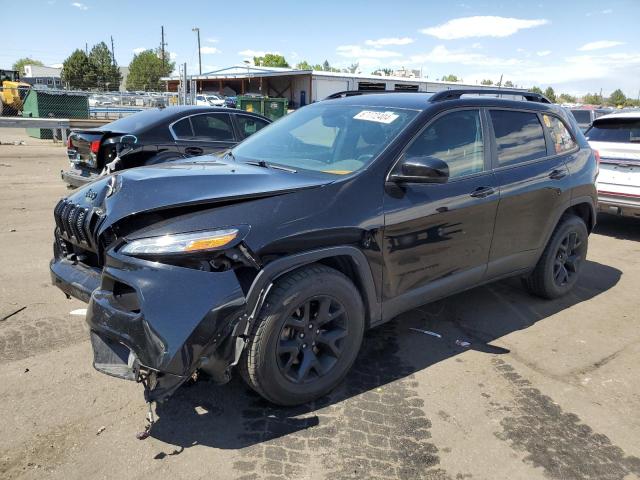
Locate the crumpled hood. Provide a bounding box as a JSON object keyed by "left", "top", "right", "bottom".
{"left": 67, "top": 157, "right": 333, "bottom": 229}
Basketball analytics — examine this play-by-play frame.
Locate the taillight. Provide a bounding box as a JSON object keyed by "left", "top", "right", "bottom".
{"left": 90, "top": 140, "right": 101, "bottom": 154}
{"left": 67, "top": 136, "right": 73, "bottom": 149}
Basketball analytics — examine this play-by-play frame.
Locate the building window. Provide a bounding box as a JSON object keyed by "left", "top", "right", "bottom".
{"left": 358, "top": 82, "right": 386, "bottom": 91}
{"left": 394, "top": 84, "right": 419, "bottom": 91}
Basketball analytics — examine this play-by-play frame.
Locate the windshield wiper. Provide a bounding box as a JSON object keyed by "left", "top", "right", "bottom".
{"left": 244, "top": 160, "right": 297, "bottom": 173}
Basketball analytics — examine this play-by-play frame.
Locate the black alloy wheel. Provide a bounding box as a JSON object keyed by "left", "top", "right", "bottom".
{"left": 553, "top": 231, "right": 583, "bottom": 287}
{"left": 276, "top": 296, "right": 348, "bottom": 384}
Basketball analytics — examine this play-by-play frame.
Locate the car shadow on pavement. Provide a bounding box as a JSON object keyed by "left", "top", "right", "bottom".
{"left": 149, "top": 259, "right": 621, "bottom": 453}
{"left": 595, "top": 213, "right": 640, "bottom": 241}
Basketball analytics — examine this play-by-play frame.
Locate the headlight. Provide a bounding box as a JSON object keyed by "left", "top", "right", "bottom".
{"left": 120, "top": 228, "right": 239, "bottom": 256}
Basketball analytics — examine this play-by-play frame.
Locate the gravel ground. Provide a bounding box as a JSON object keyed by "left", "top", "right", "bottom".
{"left": 1, "top": 129, "right": 639, "bottom": 480}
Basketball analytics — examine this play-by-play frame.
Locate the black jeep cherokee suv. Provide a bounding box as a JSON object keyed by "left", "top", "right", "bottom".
{"left": 50, "top": 89, "right": 598, "bottom": 405}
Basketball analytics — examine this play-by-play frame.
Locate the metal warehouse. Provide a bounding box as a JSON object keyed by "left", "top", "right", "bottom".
{"left": 163, "top": 65, "right": 514, "bottom": 108}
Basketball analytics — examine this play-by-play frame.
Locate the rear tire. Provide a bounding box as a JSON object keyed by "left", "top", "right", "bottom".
{"left": 239, "top": 264, "right": 365, "bottom": 406}
{"left": 523, "top": 214, "right": 588, "bottom": 299}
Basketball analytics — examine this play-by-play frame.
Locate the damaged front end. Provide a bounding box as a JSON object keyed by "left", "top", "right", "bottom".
{"left": 84, "top": 228, "right": 261, "bottom": 403}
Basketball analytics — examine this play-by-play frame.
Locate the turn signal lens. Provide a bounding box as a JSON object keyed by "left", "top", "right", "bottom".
{"left": 90, "top": 140, "right": 101, "bottom": 154}
{"left": 121, "top": 228, "right": 239, "bottom": 256}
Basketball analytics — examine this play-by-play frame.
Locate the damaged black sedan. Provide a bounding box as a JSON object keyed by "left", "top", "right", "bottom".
{"left": 51, "top": 89, "right": 597, "bottom": 408}
{"left": 62, "top": 106, "right": 271, "bottom": 187}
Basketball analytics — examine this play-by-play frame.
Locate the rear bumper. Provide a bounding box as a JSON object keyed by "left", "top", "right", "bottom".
{"left": 50, "top": 250, "right": 248, "bottom": 401}
{"left": 61, "top": 166, "right": 100, "bottom": 188}
{"left": 597, "top": 191, "right": 640, "bottom": 218}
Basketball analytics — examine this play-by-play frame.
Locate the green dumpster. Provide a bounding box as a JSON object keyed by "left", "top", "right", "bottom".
{"left": 263, "top": 98, "right": 288, "bottom": 120}
{"left": 22, "top": 90, "right": 89, "bottom": 139}
{"left": 237, "top": 96, "right": 288, "bottom": 120}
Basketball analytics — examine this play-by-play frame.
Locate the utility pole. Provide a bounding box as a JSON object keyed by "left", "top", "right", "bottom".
{"left": 160, "top": 26, "right": 167, "bottom": 72}
{"left": 192, "top": 27, "right": 201, "bottom": 76}
{"left": 85, "top": 42, "right": 88, "bottom": 55}
{"left": 110, "top": 36, "right": 115, "bottom": 65}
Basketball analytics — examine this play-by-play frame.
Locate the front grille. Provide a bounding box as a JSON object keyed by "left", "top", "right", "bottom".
{"left": 54, "top": 198, "right": 103, "bottom": 252}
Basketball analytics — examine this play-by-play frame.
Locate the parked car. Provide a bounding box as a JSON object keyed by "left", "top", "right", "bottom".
{"left": 585, "top": 111, "right": 640, "bottom": 218}
{"left": 62, "top": 106, "right": 271, "bottom": 187}
{"left": 570, "top": 108, "right": 613, "bottom": 132}
{"left": 50, "top": 89, "right": 597, "bottom": 408}
{"left": 224, "top": 96, "right": 237, "bottom": 108}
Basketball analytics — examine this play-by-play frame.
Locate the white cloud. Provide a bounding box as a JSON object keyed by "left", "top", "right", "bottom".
{"left": 336, "top": 45, "right": 401, "bottom": 58}
{"left": 578, "top": 40, "right": 625, "bottom": 51}
{"left": 602, "top": 9, "right": 613, "bottom": 14}
{"left": 537, "top": 50, "right": 551, "bottom": 56}
{"left": 132, "top": 47, "right": 146, "bottom": 54}
{"left": 200, "top": 46, "right": 221, "bottom": 54}
{"left": 238, "top": 49, "right": 280, "bottom": 58}
{"left": 205, "top": 38, "right": 218, "bottom": 43}
{"left": 421, "top": 16, "right": 548, "bottom": 39}
{"left": 472, "top": 42, "right": 482, "bottom": 49}
{"left": 400, "top": 45, "right": 523, "bottom": 67}
{"left": 364, "top": 37, "right": 414, "bottom": 47}
{"left": 71, "top": 2, "right": 88, "bottom": 10}
{"left": 49, "top": 63, "right": 63, "bottom": 68}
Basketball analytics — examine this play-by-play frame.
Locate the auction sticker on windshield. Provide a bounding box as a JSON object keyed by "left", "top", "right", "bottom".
{"left": 354, "top": 110, "right": 399, "bottom": 124}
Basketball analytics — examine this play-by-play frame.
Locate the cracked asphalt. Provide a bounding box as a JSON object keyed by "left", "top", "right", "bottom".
{"left": 1, "top": 130, "right": 639, "bottom": 480}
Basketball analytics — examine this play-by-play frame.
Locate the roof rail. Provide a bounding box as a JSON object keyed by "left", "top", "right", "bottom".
{"left": 324, "top": 90, "right": 413, "bottom": 100}
{"left": 429, "top": 88, "right": 551, "bottom": 104}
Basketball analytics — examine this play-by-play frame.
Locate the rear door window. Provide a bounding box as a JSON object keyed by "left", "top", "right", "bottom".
{"left": 542, "top": 115, "right": 577, "bottom": 154}
{"left": 190, "top": 113, "right": 235, "bottom": 142}
{"left": 171, "top": 117, "right": 193, "bottom": 139}
{"left": 490, "top": 110, "right": 547, "bottom": 167}
{"left": 571, "top": 110, "right": 592, "bottom": 124}
{"left": 586, "top": 119, "right": 640, "bottom": 143}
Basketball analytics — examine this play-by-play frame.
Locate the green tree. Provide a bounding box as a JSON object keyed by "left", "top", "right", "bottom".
{"left": 529, "top": 86, "right": 543, "bottom": 94}
{"left": 503, "top": 80, "right": 514, "bottom": 88}
{"left": 346, "top": 62, "right": 359, "bottom": 74}
{"left": 583, "top": 92, "right": 603, "bottom": 105}
{"left": 441, "top": 74, "right": 459, "bottom": 82}
{"left": 480, "top": 79, "right": 493, "bottom": 85}
{"left": 87, "top": 42, "right": 121, "bottom": 91}
{"left": 253, "top": 53, "right": 289, "bottom": 68}
{"left": 295, "top": 60, "right": 312, "bottom": 70}
{"left": 558, "top": 93, "right": 577, "bottom": 103}
{"left": 608, "top": 89, "right": 626, "bottom": 106}
{"left": 126, "top": 49, "right": 174, "bottom": 91}
{"left": 372, "top": 68, "right": 393, "bottom": 76}
{"left": 61, "top": 49, "right": 92, "bottom": 90}
{"left": 12, "top": 57, "right": 43, "bottom": 75}
{"left": 544, "top": 86, "right": 556, "bottom": 103}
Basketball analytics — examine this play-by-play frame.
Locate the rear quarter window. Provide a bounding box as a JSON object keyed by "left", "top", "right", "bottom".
{"left": 490, "top": 110, "right": 547, "bottom": 167}
{"left": 543, "top": 115, "right": 577, "bottom": 154}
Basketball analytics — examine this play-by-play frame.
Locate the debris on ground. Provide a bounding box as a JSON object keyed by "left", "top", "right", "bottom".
{"left": 455, "top": 340, "right": 471, "bottom": 348}
{"left": 409, "top": 328, "right": 442, "bottom": 338}
{"left": 9, "top": 228, "right": 16, "bottom": 232}
{"left": 70, "top": 308, "right": 87, "bottom": 316}
{"left": 96, "top": 426, "right": 106, "bottom": 436}
{"left": 24, "top": 368, "right": 30, "bottom": 373}
{"left": 1, "top": 306, "right": 26, "bottom": 322}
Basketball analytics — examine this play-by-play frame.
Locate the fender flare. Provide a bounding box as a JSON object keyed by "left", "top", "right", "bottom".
{"left": 569, "top": 194, "right": 597, "bottom": 230}
{"left": 244, "top": 246, "right": 381, "bottom": 331}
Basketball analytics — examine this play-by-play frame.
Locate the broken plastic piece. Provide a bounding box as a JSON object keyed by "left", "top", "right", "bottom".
{"left": 136, "top": 402, "right": 156, "bottom": 440}
{"left": 455, "top": 340, "right": 471, "bottom": 347}
{"left": 409, "top": 328, "right": 442, "bottom": 338}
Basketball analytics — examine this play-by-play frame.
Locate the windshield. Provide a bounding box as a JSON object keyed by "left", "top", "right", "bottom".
{"left": 571, "top": 110, "right": 592, "bottom": 124}
{"left": 231, "top": 103, "right": 418, "bottom": 174}
{"left": 586, "top": 119, "right": 640, "bottom": 143}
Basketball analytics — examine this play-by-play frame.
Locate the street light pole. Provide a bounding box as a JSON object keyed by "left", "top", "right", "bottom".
{"left": 192, "top": 27, "right": 201, "bottom": 76}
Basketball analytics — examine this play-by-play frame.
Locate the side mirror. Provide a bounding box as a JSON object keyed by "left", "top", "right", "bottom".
{"left": 390, "top": 155, "right": 449, "bottom": 184}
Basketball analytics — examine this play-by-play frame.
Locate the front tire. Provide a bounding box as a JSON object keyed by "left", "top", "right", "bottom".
{"left": 523, "top": 214, "right": 588, "bottom": 299}
{"left": 239, "top": 264, "right": 365, "bottom": 406}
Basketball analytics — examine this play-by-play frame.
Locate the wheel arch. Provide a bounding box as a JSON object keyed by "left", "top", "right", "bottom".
{"left": 244, "top": 246, "right": 381, "bottom": 330}
{"left": 565, "top": 197, "right": 596, "bottom": 233}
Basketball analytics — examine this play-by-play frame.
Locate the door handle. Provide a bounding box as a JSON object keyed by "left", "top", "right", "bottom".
{"left": 549, "top": 169, "right": 567, "bottom": 180}
{"left": 470, "top": 186, "right": 496, "bottom": 198}
{"left": 184, "top": 146, "right": 203, "bottom": 156}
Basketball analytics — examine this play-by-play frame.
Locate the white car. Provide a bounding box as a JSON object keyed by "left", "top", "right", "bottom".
{"left": 195, "top": 94, "right": 226, "bottom": 107}
{"left": 586, "top": 111, "right": 640, "bottom": 218}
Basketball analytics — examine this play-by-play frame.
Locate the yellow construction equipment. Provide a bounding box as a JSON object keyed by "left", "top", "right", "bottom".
{"left": 0, "top": 69, "right": 31, "bottom": 116}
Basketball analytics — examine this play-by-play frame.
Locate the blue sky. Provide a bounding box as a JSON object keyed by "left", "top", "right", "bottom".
{"left": 3, "top": 0, "right": 639, "bottom": 96}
